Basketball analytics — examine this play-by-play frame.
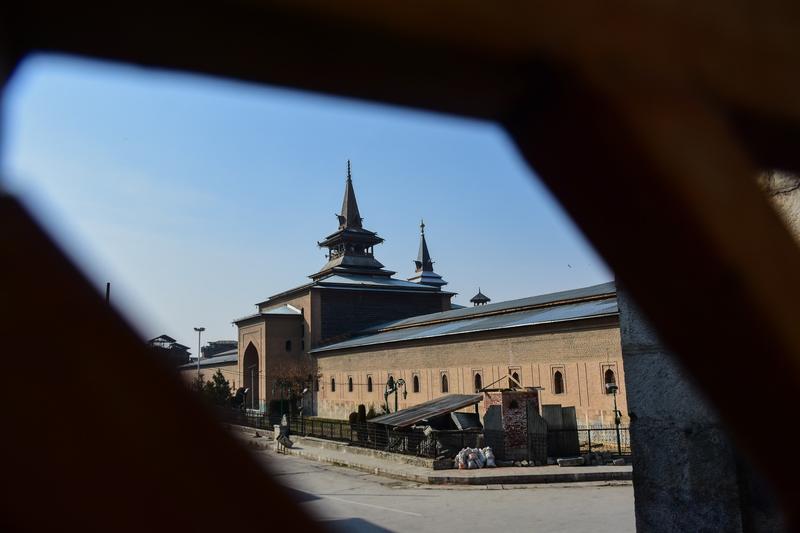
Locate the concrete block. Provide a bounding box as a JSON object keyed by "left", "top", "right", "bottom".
{"left": 557, "top": 457, "right": 584, "bottom": 467}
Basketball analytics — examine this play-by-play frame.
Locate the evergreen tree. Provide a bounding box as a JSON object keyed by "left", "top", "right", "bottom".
{"left": 207, "top": 369, "right": 232, "bottom": 406}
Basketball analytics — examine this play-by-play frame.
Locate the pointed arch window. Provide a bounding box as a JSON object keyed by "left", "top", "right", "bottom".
{"left": 348, "top": 376, "right": 353, "bottom": 392}
{"left": 441, "top": 373, "right": 449, "bottom": 393}
{"left": 367, "top": 376, "right": 373, "bottom": 393}
{"left": 604, "top": 368, "right": 617, "bottom": 393}
{"left": 331, "top": 377, "right": 336, "bottom": 392}
{"left": 474, "top": 373, "right": 482, "bottom": 392}
{"left": 553, "top": 370, "right": 565, "bottom": 395}
{"left": 413, "top": 375, "right": 420, "bottom": 393}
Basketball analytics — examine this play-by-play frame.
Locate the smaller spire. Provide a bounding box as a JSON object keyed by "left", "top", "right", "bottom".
{"left": 470, "top": 288, "right": 491, "bottom": 306}
{"left": 347, "top": 159, "right": 352, "bottom": 181}
{"left": 408, "top": 219, "right": 447, "bottom": 288}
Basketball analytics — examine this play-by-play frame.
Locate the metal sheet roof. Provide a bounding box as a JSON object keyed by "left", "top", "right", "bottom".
{"left": 312, "top": 295, "right": 617, "bottom": 353}
{"left": 261, "top": 304, "right": 302, "bottom": 315}
{"left": 205, "top": 348, "right": 237, "bottom": 358}
{"left": 180, "top": 353, "right": 238, "bottom": 369}
{"left": 369, "top": 394, "right": 483, "bottom": 428}
{"left": 233, "top": 305, "right": 302, "bottom": 323}
{"left": 318, "top": 274, "right": 441, "bottom": 291}
{"left": 372, "top": 281, "right": 616, "bottom": 331}
{"left": 258, "top": 272, "right": 448, "bottom": 305}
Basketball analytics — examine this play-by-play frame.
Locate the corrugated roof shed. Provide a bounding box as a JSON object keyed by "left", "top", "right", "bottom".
{"left": 369, "top": 394, "right": 483, "bottom": 428}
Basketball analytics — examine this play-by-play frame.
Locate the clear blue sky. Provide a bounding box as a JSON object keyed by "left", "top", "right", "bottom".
{"left": 2, "top": 54, "right": 611, "bottom": 353}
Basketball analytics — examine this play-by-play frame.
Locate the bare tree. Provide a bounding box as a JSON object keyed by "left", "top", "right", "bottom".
{"left": 267, "top": 352, "right": 319, "bottom": 409}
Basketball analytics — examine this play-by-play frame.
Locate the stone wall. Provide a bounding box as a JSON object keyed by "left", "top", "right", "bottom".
{"left": 620, "top": 289, "right": 785, "bottom": 532}
{"left": 619, "top": 172, "right": 797, "bottom": 532}
{"left": 619, "top": 291, "right": 746, "bottom": 531}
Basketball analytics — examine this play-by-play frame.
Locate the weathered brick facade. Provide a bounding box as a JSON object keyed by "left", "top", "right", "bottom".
{"left": 314, "top": 317, "right": 626, "bottom": 426}
{"left": 482, "top": 389, "right": 541, "bottom": 460}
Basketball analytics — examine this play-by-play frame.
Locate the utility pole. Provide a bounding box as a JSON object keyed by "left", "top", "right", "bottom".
{"left": 193, "top": 327, "right": 205, "bottom": 381}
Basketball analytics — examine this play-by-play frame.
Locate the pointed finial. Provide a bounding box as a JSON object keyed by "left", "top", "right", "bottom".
{"left": 347, "top": 160, "right": 352, "bottom": 181}
{"left": 420, "top": 219, "right": 425, "bottom": 234}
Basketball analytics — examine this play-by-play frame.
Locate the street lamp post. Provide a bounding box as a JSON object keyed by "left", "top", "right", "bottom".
{"left": 383, "top": 378, "right": 407, "bottom": 413}
{"left": 606, "top": 383, "right": 622, "bottom": 456}
{"left": 193, "top": 327, "right": 205, "bottom": 382}
{"left": 248, "top": 365, "right": 257, "bottom": 410}
{"left": 299, "top": 387, "right": 309, "bottom": 436}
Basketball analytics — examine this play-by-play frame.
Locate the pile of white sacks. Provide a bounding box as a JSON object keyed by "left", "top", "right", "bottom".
{"left": 455, "top": 447, "right": 496, "bottom": 469}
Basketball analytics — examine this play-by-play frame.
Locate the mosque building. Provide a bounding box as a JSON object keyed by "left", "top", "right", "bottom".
{"left": 183, "top": 162, "right": 626, "bottom": 426}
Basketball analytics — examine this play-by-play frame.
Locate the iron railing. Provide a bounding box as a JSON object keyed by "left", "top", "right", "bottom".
{"left": 218, "top": 408, "right": 480, "bottom": 459}
{"left": 217, "top": 407, "right": 274, "bottom": 431}
{"left": 287, "top": 416, "right": 482, "bottom": 458}
{"left": 219, "top": 409, "right": 631, "bottom": 459}
{"left": 548, "top": 426, "right": 632, "bottom": 457}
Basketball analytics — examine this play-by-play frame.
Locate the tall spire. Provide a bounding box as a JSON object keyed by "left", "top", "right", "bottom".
{"left": 415, "top": 219, "right": 433, "bottom": 272}
{"left": 408, "top": 219, "right": 447, "bottom": 288}
{"left": 337, "top": 159, "right": 362, "bottom": 230}
{"left": 313, "top": 161, "right": 392, "bottom": 280}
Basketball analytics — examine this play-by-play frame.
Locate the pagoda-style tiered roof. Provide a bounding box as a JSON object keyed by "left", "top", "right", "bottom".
{"left": 407, "top": 220, "right": 447, "bottom": 287}
{"left": 311, "top": 161, "right": 395, "bottom": 280}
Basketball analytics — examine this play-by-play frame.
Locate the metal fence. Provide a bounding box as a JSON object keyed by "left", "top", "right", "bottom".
{"left": 217, "top": 408, "right": 274, "bottom": 431}
{"left": 218, "top": 408, "right": 480, "bottom": 459}
{"left": 219, "top": 409, "right": 631, "bottom": 460}
{"left": 549, "top": 426, "right": 632, "bottom": 457}
{"left": 287, "top": 416, "right": 482, "bottom": 458}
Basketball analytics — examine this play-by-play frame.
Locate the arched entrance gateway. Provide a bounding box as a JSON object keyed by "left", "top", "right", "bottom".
{"left": 242, "top": 343, "right": 260, "bottom": 411}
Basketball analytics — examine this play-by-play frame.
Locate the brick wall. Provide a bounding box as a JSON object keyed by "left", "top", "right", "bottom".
{"left": 482, "top": 390, "right": 540, "bottom": 452}
{"left": 315, "top": 318, "right": 626, "bottom": 425}
{"left": 178, "top": 363, "right": 239, "bottom": 390}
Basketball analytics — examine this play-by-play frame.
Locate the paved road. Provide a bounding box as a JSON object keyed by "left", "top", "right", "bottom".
{"left": 258, "top": 450, "right": 635, "bottom": 533}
